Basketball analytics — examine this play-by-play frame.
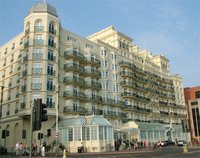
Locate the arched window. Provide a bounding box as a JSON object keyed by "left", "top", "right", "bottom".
{"left": 49, "top": 22, "right": 56, "bottom": 34}
{"left": 34, "top": 19, "right": 43, "bottom": 32}
{"left": 25, "top": 22, "right": 30, "bottom": 34}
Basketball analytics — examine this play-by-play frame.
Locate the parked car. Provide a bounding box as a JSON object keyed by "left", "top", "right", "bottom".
{"left": 0, "top": 145, "right": 7, "bottom": 155}
{"left": 160, "top": 141, "right": 167, "bottom": 147}
{"left": 165, "top": 140, "right": 175, "bottom": 146}
{"left": 177, "top": 140, "right": 186, "bottom": 146}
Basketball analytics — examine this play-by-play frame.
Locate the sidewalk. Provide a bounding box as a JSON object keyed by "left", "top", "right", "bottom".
{"left": 59, "top": 148, "right": 153, "bottom": 157}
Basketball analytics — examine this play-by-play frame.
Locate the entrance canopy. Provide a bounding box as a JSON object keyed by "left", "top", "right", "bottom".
{"left": 121, "top": 121, "right": 139, "bottom": 132}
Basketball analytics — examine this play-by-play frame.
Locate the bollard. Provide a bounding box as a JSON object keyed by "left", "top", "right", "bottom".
{"left": 63, "top": 149, "right": 67, "bottom": 158}
{"left": 183, "top": 145, "right": 188, "bottom": 153}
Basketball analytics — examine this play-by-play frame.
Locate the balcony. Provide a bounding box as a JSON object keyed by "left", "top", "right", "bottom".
{"left": 91, "top": 95, "right": 102, "bottom": 103}
{"left": 16, "top": 93, "right": 19, "bottom": 98}
{"left": 24, "top": 42, "right": 29, "bottom": 48}
{"left": 33, "top": 39, "right": 44, "bottom": 45}
{"left": 104, "top": 111, "right": 127, "bottom": 119}
{"left": 63, "top": 76, "right": 85, "bottom": 87}
{"left": 63, "top": 106, "right": 103, "bottom": 116}
{"left": 63, "top": 63, "right": 85, "bottom": 74}
{"left": 48, "top": 55, "right": 56, "bottom": 62}
{"left": 91, "top": 81, "right": 101, "bottom": 91}
{"left": 15, "top": 109, "right": 18, "bottom": 114}
{"left": 25, "top": 28, "right": 30, "bottom": 35}
{"left": 64, "top": 50, "right": 84, "bottom": 61}
{"left": 121, "top": 91, "right": 150, "bottom": 102}
{"left": 63, "top": 91, "right": 86, "bottom": 101}
{"left": 7, "top": 96, "right": 11, "bottom": 100}
{"left": 6, "top": 111, "right": 10, "bottom": 116}
{"left": 23, "top": 56, "right": 28, "bottom": 63}
{"left": 86, "top": 57, "right": 101, "bottom": 67}
{"left": 85, "top": 68, "right": 101, "bottom": 79}
{"left": 16, "top": 79, "right": 20, "bottom": 83}
{"left": 31, "top": 83, "right": 42, "bottom": 90}
{"left": 48, "top": 41, "right": 56, "bottom": 48}
{"left": 21, "top": 102, "right": 26, "bottom": 109}
{"left": 47, "top": 69, "right": 55, "bottom": 76}
{"left": 34, "top": 26, "right": 44, "bottom": 32}
{"left": 22, "top": 70, "right": 28, "bottom": 77}
{"left": 46, "top": 101, "right": 55, "bottom": 108}
{"left": 32, "top": 68, "right": 42, "bottom": 74}
{"left": 47, "top": 85, "right": 55, "bottom": 91}
{"left": 33, "top": 53, "right": 43, "bottom": 60}
{"left": 21, "top": 85, "right": 27, "bottom": 93}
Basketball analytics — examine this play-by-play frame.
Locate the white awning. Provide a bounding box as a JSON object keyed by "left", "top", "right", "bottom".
{"left": 121, "top": 121, "right": 139, "bottom": 132}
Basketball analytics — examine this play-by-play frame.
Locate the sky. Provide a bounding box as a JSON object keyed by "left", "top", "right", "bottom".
{"left": 0, "top": 0, "right": 199, "bottom": 87}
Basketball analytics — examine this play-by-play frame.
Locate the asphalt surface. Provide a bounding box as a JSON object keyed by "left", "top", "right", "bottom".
{"left": 0, "top": 145, "right": 199, "bottom": 158}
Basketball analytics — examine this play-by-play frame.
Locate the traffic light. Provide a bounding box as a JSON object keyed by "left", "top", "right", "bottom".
{"left": 47, "top": 129, "right": 51, "bottom": 136}
{"left": 33, "top": 99, "right": 42, "bottom": 131}
{"left": 33, "top": 99, "right": 48, "bottom": 131}
{"left": 2, "top": 130, "right": 6, "bottom": 138}
{"left": 6, "top": 130, "right": 9, "bottom": 137}
{"left": 38, "top": 133, "right": 43, "bottom": 140}
{"left": 1, "top": 130, "right": 9, "bottom": 138}
{"left": 41, "top": 103, "right": 48, "bottom": 122}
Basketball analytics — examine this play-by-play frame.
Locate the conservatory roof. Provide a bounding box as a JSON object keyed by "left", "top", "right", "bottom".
{"left": 135, "top": 122, "right": 166, "bottom": 131}
{"left": 55, "top": 115, "right": 112, "bottom": 128}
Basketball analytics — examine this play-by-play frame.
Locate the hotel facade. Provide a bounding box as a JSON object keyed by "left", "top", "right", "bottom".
{"left": 0, "top": 2, "right": 187, "bottom": 153}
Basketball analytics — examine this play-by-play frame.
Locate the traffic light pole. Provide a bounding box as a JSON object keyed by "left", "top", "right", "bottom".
{"left": 55, "top": 85, "right": 59, "bottom": 157}
{"left": 29, "top": 102, "right": 34, "bottom": 158}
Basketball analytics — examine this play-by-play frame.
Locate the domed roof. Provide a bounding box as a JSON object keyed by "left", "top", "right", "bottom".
{"left": 29, "top": 2, "right": 58, "bottom": 17}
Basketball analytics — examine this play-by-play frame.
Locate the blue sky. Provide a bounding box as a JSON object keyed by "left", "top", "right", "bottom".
{"left": 0, "top": 0, "right": 199, "bottom": 87}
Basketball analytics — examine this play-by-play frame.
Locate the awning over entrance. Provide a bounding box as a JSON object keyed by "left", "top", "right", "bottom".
{"left": 121, "top": 121, "right": 139, "bottom": 132}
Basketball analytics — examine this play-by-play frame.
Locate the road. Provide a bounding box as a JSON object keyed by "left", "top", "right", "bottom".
{"left": 1, "top": 146, "right": 199, "bottom": 158}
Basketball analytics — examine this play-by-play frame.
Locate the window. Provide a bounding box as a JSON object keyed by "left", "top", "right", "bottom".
{"left": 11, "top": 54, "right": 14, "bottom": 62}
{"left": 10, "top": 65, "right": 13, "bottom": 74}
{"left": 195, "top": 91, "right": 200, "bottom": 99}
{"left": 12, "top": 43, "right": 15, "bottom": 50}
{"left": 101, "top": 49, "right": 107, "bottom": 57}
{"left": 47, "top": 95, "right": 53, "bottom": 107}
{"left": 91, "top": 126, "right": 97, "bottom": 140}
{"left": 48, "top": 50, "right": 54, "bottom": 61}
{"left": 49, "top": 22, "right": 55, "bottom": 34}
{"left": 112, "top": 54, "right": 117, "bottom": 61}
{"left": 47, "top": 79, "right": 53, "bottom": 91}
{"left": 73, "top": 100, "right": 78, "bottom": 112}
{"left": 113, "top": 74, "right": 118, "bottom": 81}
{"left": 35, "top": 20, "right": 43, "bottom": 32}
{"left": 4, "top": 48, "right": 7, "bottom": 54}
{"left": 82, "top": 127, "right": 90, "bottom": 140}
{"left": 191, "top": 101, "right": 198, "bottom": 106}
{"left": 74, "top": 127, "right": 81, "bottom": 141}
{"left": 68, "top": 128, "right": 73, "bottom": 141}
{"left": 48, "top": 36, "right": 55, "bottom": 47}
{"left": 112, "top": 64, "right": 117, "bottom": 71}
{"left": 47, "top": 64, "right": 53, "bottom": 75}
{"left": 99, "top": 126, "right": 104, "bottom": 140}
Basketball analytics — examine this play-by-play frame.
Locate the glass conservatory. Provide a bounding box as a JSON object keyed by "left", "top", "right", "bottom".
{"left": 54, "top": 115, "right": 114, "bottom": 153}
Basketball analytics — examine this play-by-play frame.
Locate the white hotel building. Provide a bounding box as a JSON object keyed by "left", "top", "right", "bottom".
{"left": 0, "top": 2, "right": 187, "bottom": 153}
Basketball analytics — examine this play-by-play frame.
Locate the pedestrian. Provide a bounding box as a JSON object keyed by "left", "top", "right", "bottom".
{"left": 19, "top": 142, "right": 23, "bottom": 156}
{"left": 41, "top": 143, "right": 45, "bottom": 157}
{"left": 15, "top": 141, "right": 19, "bottom": 156}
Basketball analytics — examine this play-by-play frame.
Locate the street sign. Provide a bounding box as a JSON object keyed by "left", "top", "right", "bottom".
{"left": 55, "top": 132, "right": 59, "bottom": 139}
